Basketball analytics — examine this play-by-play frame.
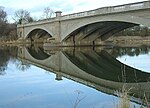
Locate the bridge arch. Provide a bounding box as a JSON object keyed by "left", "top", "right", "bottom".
{"left": 25, "top": 27, "right": 53, "bottom": 40}
{"left": 62, "top": 21, "right": 137, "bottom": 42}
{"left": 61, "top": 14, "right": 150, "bottom": 42}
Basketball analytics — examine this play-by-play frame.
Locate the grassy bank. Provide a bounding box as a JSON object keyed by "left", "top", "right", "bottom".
{"left": 1, "top": 36, "right": 150, "bottom": 47}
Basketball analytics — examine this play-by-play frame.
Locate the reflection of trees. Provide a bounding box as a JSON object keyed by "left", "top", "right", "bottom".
{"left": 110, "top": 46, "right": 150, "bottom": 58}
{"left": 0, "top": 46, "right": 31, "bottom": 74}
{"left": 0, "top": 49, "right": 9, "bottom": 75}
{"left": 0, "top": 65, "right": 7, "bottom": 75}
{"left": 0, "top": 46, "right": 18, "bottom": 75}
{"left": 15, "top": 60, "right": 30, "bottom": 71}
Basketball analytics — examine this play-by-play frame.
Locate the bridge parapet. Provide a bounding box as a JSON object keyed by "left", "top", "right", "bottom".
{"left": 17, "top": 17, "right": 56, "bottom": 28}
{"left": 61, "top": 1, "right": 150, "bottom": 20}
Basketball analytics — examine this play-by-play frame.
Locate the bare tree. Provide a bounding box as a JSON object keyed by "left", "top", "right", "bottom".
{"left": 0, "top": 6, "right": 17, "bottom": 40}
{"left": 0, "top": 6, "right": 7, "bottom": 22}
{"left": 13, "top": 9, "right": 33, "bottom": 24}
{"left": 43, "top": 7, "right": 54, "bottom": 19}
{"left": 0, "top": 6, "right": 7, "bottom": 37}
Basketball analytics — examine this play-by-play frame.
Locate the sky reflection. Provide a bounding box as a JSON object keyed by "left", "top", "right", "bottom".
{"left": 117, "top": 52, "right": 150, "bottom": 73}
{"left": 0, "top": 60, "right": 116, "bottom": 108}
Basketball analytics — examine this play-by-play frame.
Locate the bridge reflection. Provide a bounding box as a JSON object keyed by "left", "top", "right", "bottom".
{"left": 18, "top": 46, "right": 150, "bottom": 106}
{"left": 26, "top": 46, "right": 50, "bottom": 60}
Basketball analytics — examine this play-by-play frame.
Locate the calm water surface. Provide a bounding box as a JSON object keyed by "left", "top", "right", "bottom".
{"left": 0, "top": 46, "right": 150, "bottom": 108}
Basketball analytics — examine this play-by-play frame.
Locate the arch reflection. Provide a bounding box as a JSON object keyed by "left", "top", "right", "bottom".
{"left": 18, "top": 46, "right": 150, "bottom": 106}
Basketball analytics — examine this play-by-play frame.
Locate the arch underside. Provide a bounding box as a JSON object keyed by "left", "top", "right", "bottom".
{"left": 26, "top": 29, "right": 52, "bottom": 42}
{"left": 63, "top": 21, "right": 138, "bottom": 46}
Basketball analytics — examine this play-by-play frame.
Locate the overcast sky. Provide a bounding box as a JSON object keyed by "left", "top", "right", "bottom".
{"left": 0, "top": 0, "right": 146, "bottom": 22}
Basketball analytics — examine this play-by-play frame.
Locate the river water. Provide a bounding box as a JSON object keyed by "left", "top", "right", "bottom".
{"left": 0, "top": 45, "right": 150, "bottom": 108}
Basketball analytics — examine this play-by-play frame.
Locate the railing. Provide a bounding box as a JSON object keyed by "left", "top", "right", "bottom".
{"left": 61, "top": 1, "right": 150, "bottom": 20}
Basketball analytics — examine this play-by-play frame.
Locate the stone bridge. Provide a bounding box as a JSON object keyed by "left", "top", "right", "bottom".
{"left": 17, "top": 1, "right": 150, "bottom": 46}
{"left": 17, "top": 46, "right": 150, "bottom": 106}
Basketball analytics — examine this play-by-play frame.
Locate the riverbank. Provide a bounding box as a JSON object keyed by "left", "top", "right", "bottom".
{"left": 0, "top": 39, "right": 32, "bottom": 46}
{"left": 0, "top": 40, "right": 21, "bottom": 46}
{"left": 107, "top": 36, "right": 150, "bottom": 47}
{"left": 1, "top": 36, "right": 150, "bottom": 47}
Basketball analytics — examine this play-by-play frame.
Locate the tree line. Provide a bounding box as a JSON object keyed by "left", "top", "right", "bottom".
{"left": 0, "top": 6, "right": 54, "bottom": 41}
{"left": 0, "top": 6, "right": 17, "bottom": 41}
{"left": 115, "top": 26, "right": 150, "bottom": 37}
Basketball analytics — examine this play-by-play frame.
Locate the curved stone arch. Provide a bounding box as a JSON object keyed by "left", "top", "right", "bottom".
{"left": 61, "top": 14, "right": 150, "bottom": 41}
{"left": 25, "top": 27, "right": 53, "bottom": 39}
{"left": 62, "top": 21, "right": 135, "bottom": 42}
